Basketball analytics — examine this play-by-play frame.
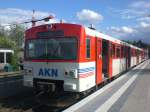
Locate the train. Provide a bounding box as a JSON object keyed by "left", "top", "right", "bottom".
{"left": 23, "top": 23, "right": 149, "bottom": 93}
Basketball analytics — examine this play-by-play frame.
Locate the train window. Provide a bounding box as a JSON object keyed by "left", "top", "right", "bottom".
{"left": 0, "top": 52, "right": 4, "bottom": 63}
{"left": 134, "top": 50, "right": 136, "bottom": 56}
{"left": 25, "top": 37, "right": 77, "bottom": 60}
{"left": 112, "top": 44, "right": 115, "bottom": 58}
{"left": 131, "top": 49, "right": 135, "bottom": 56}
{"left": 121, "top": 46, "right": 124, "bottom": 57}
{"left": 6, "top": 53, "right": 12, "bottom": 63}
{"left": 123, "top": 47, "right": 125, "bottom": 57}
{"left": 116, "top": 47, "right": 120, "bottom": 58}
{"left": 135, "top": 50, "right": 137, "bottom": 56}
{"left": 86, "top": 38, "right": 91, "bottom": 59}
{"left": 137, "top": 51, "right": 139, "bottom": 56}
{"left": 28, "top": 42, "right": 35, "bottom": 58}
{"left": 109, "top": 43, "right": 112, "bottom": 57}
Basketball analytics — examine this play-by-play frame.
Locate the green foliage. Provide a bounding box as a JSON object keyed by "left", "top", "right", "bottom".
{"left": 0, "top": 26, "right": 6, "bottom": 37}
{"left": 11, "top": 49, "right": 19, "bottom": 71}
{"left": 9, "top": 24, "right": 25, "bottom": 48}
{"left": 0, "top": 24, "right": 25, "bottom": 71}
{"left": 0, "top": 36, "right": 18, "bottom": 70}
{"left": 123, "top": 40, "right": 150, "bottom": 49}
{"left": 0, "top": 36, "right": 16, "bottom": 49}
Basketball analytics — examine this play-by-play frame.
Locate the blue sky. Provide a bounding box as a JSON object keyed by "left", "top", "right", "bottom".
{"left": 0, "top": 0, "right": 150, "bottom": 43}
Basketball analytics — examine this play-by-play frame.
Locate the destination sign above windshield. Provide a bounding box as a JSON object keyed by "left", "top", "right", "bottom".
{"left": 37, "top": 30, "right": 64, "bottom": 38}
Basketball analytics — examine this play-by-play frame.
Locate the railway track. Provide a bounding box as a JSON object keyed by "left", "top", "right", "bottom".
{"left": 31, "top": 80, "right": 109, "bottom": 112}
{"left": 0, "top": 71, "right": 118, "bottom": 112}
{"left": 32, "top": 91, "right": 83, "bottom": 112}
{"left": 0, "top": 71, "right": 33, "bottom": 112}
{"left": 0, "top": 89, "right": 34, "bottom": 112}
{"left": 0, "top": 89, "right": 82, "bottom": 112}
{"left": 0, "top": 80, "right": 109, "bottom": 112}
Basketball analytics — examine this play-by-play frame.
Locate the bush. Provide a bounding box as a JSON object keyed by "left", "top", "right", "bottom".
{"left": 0, "top": 36, "right": 19, "bottom": 71}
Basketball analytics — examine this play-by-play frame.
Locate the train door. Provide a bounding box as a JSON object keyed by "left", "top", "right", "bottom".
{"left": 108, "top": 43, "right": 113, "bottom": 77}
{"left": 137, "top": 50, "right": 139, "bottom": 64}
{"left": 96, "top": 38, "right": 102, "bottom": 84}
{"left": 125, "top": 47, "right": 128, "bottom": 69}
{"left": 126, "top": 47, "right": 131, "bottom": 68}
{"left": 102, "top": 39, "right": 109, "bottom": 79}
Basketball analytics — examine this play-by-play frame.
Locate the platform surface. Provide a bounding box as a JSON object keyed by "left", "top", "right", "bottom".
{"left": 63, "top": 59, "right": 150, "bottom": 112}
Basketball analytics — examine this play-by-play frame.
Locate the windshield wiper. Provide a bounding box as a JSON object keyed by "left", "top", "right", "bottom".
{"left": 52, "top": 46, "right": 60, "bottom": 57}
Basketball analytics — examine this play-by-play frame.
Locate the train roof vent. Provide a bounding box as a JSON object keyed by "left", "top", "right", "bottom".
{"left": 88, "top": 24, "right": 96, "bottom": 30}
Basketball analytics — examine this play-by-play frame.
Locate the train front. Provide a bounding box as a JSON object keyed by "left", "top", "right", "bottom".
{"left": 24, "top": 23, "right": 83, "bottom": 93}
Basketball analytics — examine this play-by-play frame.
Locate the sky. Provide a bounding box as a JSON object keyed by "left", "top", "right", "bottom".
{"left": 0, "top": 0, "right": 150, "bottom": 43}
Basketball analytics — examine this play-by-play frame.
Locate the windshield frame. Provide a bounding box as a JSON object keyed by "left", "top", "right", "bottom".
{"left": 24, "top": 37, "right": 79, "bottom": 62}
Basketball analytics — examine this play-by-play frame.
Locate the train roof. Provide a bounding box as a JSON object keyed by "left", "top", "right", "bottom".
{"left": 85, "top": 26, "right": 143, "bottom": 51}
{"left": 26, "top": 23, "right": 143, "bottom": 51}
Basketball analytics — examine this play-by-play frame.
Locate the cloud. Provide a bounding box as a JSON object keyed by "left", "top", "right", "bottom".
{"left": 106, "top": 22, "right": 150, "bottom": 44}
{"left": 110, "top": 1, "right": 150, "bottom": 20}
{"left": 106, "top": 1, "right": 150, "bottom": 44}
{"left": 122, "top": 26, "right": 136, "bottom": 33}
{"left": 76, "top": 9, "right": 103, "bottom": 24}
{"left": 0, "top": 8, "right": 57, "bottom": 26}
{"left": 140, "top": 22, "right": 150, "bottom": 28}
{"left": 129, "top": 1, "right": 150, "bottom": 9}
{"left": 137, "top": 17, "right": 150, "bottom": 22}
{"left": 107, "top": 26, "right": 136, "bottom": 34}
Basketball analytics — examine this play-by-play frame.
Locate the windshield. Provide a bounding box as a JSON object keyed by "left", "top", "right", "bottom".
{"left": 25, "top": 37, "right": 77, "bottom": 60}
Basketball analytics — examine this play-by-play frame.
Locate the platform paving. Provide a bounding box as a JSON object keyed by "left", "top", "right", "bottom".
{"left": 63, "top": 59, "right": 150, "bottom": 112}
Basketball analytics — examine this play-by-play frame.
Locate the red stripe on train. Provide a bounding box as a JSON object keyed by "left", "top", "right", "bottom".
{"left": 79, "top": 71, "right": 94, "bottom": 78}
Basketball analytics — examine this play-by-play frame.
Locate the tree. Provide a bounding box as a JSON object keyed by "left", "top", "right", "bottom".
{"left": 0, "top": 36, "right": 19, "bottom": 70}
{"left": 0, "top": 36, "right": 15, "bottom": 48}
{"left": 9, "top": 24, "right": 25, "bottom": 48}
{"left": 0, "top": 25, "right": 7, "bottom": 37}
{"left": 0, "top": 24, "right": 26, "bottom": 71}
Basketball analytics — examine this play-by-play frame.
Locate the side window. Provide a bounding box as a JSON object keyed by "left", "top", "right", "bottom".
{"left": 86, "top": 38, "right": 91, "bottom": 59}
{"left": 112, "top": 44, "right": 115, "bottom": 58}
{"left": 131, "top": 49, "right": 133, "bottom": 56}
{"left": 121, "top": 46, "right": 124, "bottom": 58}
{"left": 116, "top": 46, "right": 121, "bottom": 58}
{"left": 109, "top": 43, "right": 113, "bottom": 57}
{"left": 134, "top": 50, "right": 136, "bottom": 56}
{"left": 109, "top": 43, "right": 112, "bottom": 57}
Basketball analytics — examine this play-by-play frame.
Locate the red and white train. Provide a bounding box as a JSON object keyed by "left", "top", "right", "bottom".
{"left": 23, "top": 23, "right": 148, "bottom": 93}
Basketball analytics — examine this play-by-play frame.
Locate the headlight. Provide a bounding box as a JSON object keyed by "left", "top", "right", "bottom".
{"left": 64, "top": 69, "right": 78, "bottom": 78}
{"left": 24, "top": 68, "right": 33, "bottom": 75}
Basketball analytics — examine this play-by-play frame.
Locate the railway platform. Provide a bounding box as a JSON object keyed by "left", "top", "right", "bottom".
{"left": 63, "top": 59, "right": 150, "bottom": 112}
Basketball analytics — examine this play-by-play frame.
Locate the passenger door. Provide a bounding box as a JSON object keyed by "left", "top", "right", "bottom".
{"left": 96, "top": 38, "right": 102, "bottom": 84}
{"left": 108, "top": 42, "right": 113, "bottom": 77}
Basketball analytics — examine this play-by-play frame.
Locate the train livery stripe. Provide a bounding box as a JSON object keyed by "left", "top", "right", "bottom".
{"left": 79, "top": 71, "right": 95, "bottom": 78}
{"left": 78, "top": 67, "right": 95, "bottom": 78}
{"left": 78, "top": 67, "right": 95, "bottom": 73}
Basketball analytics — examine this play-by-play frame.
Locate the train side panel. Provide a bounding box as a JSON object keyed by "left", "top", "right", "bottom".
{"left": 112, "top": 58, "right": 126, "bottom": 76}
{"left": 78, "top": 62, "right": 96, "bottom": 92}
